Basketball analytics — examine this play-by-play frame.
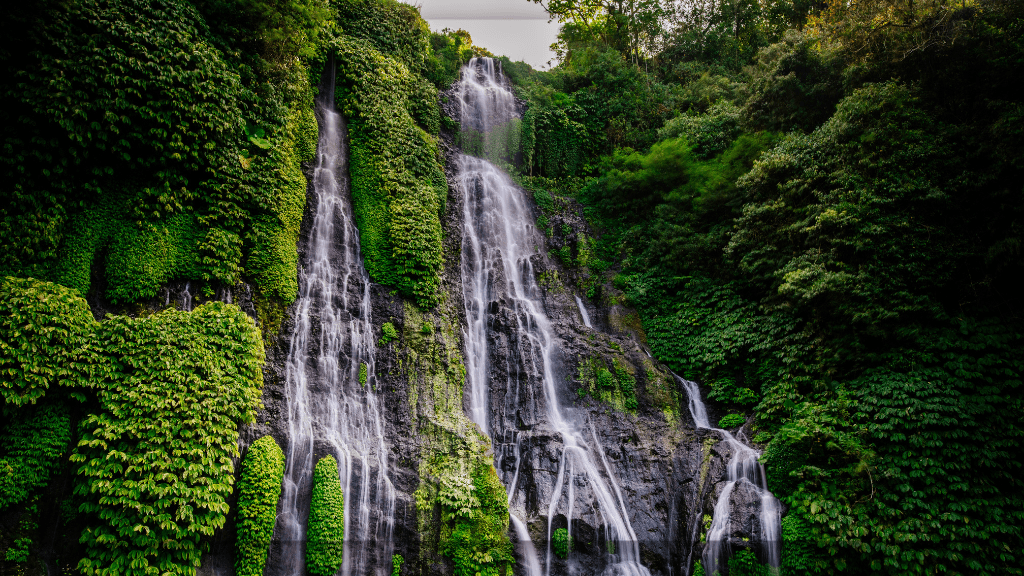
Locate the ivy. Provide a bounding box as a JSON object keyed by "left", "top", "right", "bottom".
{"left": 332, "top": 34, "right": 446, "bottom": 308}
{"left": 0, "top": 402, "right": 72, "bottom": 510}
{"left": 72, "top": 302, "right": 264, "bottom": 576}
{"left": 0, "top": 276, "right": 102, "bottom": 407}
{"left": 306, "top": 455, "right": 345, "bottom": 576}
{"left": 235, "top": 436, "right": 286, "bottom": 576}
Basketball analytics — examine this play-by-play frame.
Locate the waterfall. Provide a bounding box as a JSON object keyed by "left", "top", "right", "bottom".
{"left": 575, "top": 295, "right": 592, "bottom": 328}
{"left": 182, "top": 281, "right": 192, "bottom": 311}
{"left": 275, "top": 63, "right": 396, "bottom": 576}
{"left": 674, "top": 375, "right": 781, "bottom": 575}
{"left": 456, "top": 57, "right": 651, "bottom": 576}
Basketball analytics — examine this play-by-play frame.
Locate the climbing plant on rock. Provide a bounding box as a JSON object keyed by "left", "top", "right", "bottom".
{"left": 307, "top": 455, "right": 346, "bottom": 576}
{"left": 0, "top": 276, "right": 103, "bottom": 407}
{"left": 332, "top": 36, "right": 447, "bottom": 308}
{"left": 235, "top": 436, "right": 287, "bottom": 576}
{"left": 72, "top": 302, "right": 264, "bottom": 576}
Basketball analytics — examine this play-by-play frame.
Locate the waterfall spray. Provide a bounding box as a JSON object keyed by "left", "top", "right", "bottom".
{"left": 275, "top": 63, "right": 396, "bottom": 576}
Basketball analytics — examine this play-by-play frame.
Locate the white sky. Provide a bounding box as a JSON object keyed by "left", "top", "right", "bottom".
{"left": 401, "top": 0, "right": 562, "bottom": 68}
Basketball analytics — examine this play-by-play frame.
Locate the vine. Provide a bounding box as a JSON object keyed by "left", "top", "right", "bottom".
{"left": 235, "top": 436, "right": 286, "bottom": 576}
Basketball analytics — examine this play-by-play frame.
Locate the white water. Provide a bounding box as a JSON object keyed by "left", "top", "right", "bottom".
{"left": 674, "top": 375, "right": 781, "bottom": 575}
{"left": 182, "top": 281, "right": 192, "bottom": 311}
{"left": 575, "top": 295, "right": 592, "bottom": 328}
{"left": 276, "top": 65, "right": 396, "bottom": 576}
{"left": 457, "top": 57, "right": 650, "bottom": 576}
{"left": 511, "top": 515, "right": 544, "bottom": 576}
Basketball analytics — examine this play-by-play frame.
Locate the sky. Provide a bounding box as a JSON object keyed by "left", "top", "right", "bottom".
{"left": 400, "top": 0, "right": 562, "bottom": 69}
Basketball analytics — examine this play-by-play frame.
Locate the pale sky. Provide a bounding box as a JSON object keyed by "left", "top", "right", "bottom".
{"left": 401, "top": 0, "right": 562, "bottom": 68}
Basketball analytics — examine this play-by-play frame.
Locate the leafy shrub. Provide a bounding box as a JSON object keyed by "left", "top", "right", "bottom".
{"left": 0, "top": 402, "right": 72, "bottom": 510}
{"left": 333, "top": 36, "right": 446, "bottom": 308}
{"left": 552, "top": 527, "right": 571, "bottom": 559}
{"left": 235, "top": 436, "right": 286, "bottom": 576}
{"left": 307, "top": 455, "right": 345, "bottom": 576}
{"left": 381, "top": 322, "right": 399, "bottom": 343}
{"left": 359, "top": 362, "right": 369, "bottom": 386}
{"left": 0, "top": 276, "right": 102, "bottom": 407}
{"left": 392, "top": 554, "right": 404, "bottom": 576}
{"left": 73, "top": 302, "right": 265, "bottom": 576}
{"left": 718, "top": 413, "right": 746, "bottom": 429}
{"left": 658, "top": 102, "right": 742, "bottom": 159}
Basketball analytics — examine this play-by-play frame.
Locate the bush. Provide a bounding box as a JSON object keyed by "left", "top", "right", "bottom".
{"left": 0, "top": 276, "right": 101, "bottom": 407}
{"left": 235, "top": 436, "right": 286, "bottom": 576}
{"left": 73, "top": 302, "right": 265, "bottom": 576}
{"left": 307, "top": 455, "right": 345, "bottom": 576}
{"left": 718, "top": 413, "right": 746, "bottom": 429}
{"left": 0, "top": 402, "right": 72, "bottom": 510}
{"left": 552, "top": 527, "right": 571, "bottom": 559}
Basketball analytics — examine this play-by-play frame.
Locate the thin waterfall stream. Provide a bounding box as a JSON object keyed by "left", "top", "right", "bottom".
{"left": 275, "top": 64, "right": 396, "bottom": 576}
{"left": 674, "top": 375, "right": 782, "bottom": 575}
{"left": 456, "top": 57, "right": 651, "bottom": 576}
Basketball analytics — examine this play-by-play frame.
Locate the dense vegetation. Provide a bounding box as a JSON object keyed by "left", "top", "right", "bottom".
{"left": 306, "top": 455, "right": 345, "bottom": 576}
{"left": 235, "top": 436, "right": 286, "bottom": 576}
{"left": 500, "top": 1, "right": 1024, "bottom": 575}
{"left": 2, "top": 0, "right": 1021, "bottom": 574}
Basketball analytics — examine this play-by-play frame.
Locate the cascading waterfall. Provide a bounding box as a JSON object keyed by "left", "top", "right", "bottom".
{"left": 456, "top": 57, "right": 651, "bottom": 576}
{"left": 275, "top": 63, "right": 396, "bottom": 576}
{"left": 674, "top": 375, "right": 781, "bottom": 575}
{"left": 575, "top": 295, "right": 593, "bottom": 328}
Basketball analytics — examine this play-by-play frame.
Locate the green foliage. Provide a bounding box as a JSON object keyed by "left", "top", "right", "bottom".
{"left": 332, "top": 35, "right": 446, "bottom": 308}
{"left": 439, "top": 460, "right": 515, "bottom": 576}
{"left": 717, "top": 413, "right": 746, "bottom": 429}
{"left": 392, "top": 554, "right": 404, "bottom": 576}
{"left": 359, "top": 362, "right": 369, "bottom": 386}
{"left": 658, "top": 102, "right": 742, "bottom": 159}
{"left": 727, "top": 548, "right": 771, "bottom": 576}
{"left": 1, "top": 276, "right": 101, "bottom": 407}
{"left": 307, "top": 455, "right": 345, "bottom": 576}
{"left": 381, "top": 321, "right": 399, "bottom": 343}
{"left": 552, "top": 528, "right": 571, "bottom": 559}
{"left": 235, "top": 436, "right": 286, "bottom": 576}
{"left": 0, "top": 402, "right": 72, "bottom": 510}
{"left": 72, "top": 302, "right": 265, "bottom": 576}
{"left": 2, "top": 0, "right": 319, "bottom": 306}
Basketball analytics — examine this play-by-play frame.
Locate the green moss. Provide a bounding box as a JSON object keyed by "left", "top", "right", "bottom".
{"left": 576, "top": 355, "right": 639, "bottom": 412}
{"left": 307, "top": 455, "right": 345, "bottom": 576}
{"left": 235, "top": 436, "right": 286, "bottom": 576}
{"left": 401, "top": 301, "right": 513, "bottom": 575}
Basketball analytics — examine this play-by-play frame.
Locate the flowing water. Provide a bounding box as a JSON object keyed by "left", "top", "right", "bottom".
{"left": 275, "top": 64, "right": 396, "bottom": 576}
{"left": 457, "top": 57, "right": 651, "bottom": 576}
{"left": 674, "top": 375, "right": 781, "bottom": 575}
{"left": 575, "top": 295, "right": 593, "bottom": 328}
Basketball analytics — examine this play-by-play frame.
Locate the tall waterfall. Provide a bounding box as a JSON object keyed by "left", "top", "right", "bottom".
{"left": 675, "top": 376, "right": 782, "bottom": 575}
{"left": 275, "top": 63, "right": 396, "bottom": 576}
{"left": 456, "top": 57, "right": 651, "bottom": 576}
